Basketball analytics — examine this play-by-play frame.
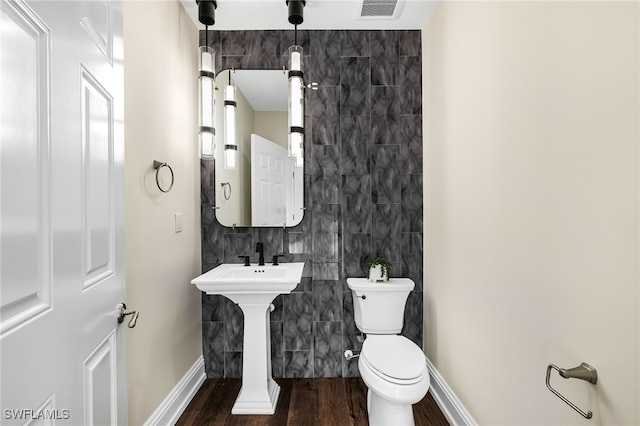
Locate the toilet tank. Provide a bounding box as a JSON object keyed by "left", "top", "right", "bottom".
{"left": 346, "top": 278, "right": 415, "bottom": 334}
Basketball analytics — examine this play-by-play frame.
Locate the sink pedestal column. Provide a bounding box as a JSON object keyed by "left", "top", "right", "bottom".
{"left": 191, "top": 262, "right": 306, "bottom": 416}
{"left": 231, "top": 300, "right": 280, "bottom": 415}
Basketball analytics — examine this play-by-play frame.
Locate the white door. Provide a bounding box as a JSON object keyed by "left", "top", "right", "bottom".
{"left": 251, "top": 134, "right": 287, "bottom": 226}
{"left": 1, "top": 0, "right": 127, "bottom": 425}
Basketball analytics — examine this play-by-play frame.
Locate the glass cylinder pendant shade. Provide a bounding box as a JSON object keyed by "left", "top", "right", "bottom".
{"left": 288, "top": 45, "right": 304, "bottom": 167}
{"left": 223, "top": 79, "right": 238, "bottom": 170}
{"left": 198, "top": 46, "right": 215, "bottom": 159}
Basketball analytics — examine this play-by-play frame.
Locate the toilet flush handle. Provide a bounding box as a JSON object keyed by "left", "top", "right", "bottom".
{"left": 357, "top": 294, "right": 367, "bottom": 300}
{"left": 344, "top": 350, "right": 360, "bottom": 360}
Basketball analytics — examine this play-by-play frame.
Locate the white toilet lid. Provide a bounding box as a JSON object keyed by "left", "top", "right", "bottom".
{"left": 361, "top": 336, "right": 427, "bottom": 382}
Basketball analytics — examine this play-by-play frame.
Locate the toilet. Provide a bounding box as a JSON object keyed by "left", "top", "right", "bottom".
{"left": 347, "top": 278, "right": 430, "bottom": 426}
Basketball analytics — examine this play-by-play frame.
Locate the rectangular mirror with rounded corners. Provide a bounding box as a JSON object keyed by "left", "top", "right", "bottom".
{"left": 213, "top": 69, "right": 304, "bottom": 228}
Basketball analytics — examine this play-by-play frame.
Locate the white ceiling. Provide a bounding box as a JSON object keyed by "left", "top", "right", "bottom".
{"left": 180, "top": 0, "right": 437, "bottom": 31}
{"left": 229, "top": 70, "right": 288, "bottom": 111}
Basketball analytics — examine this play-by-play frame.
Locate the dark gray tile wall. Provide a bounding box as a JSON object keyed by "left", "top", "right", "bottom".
{"left": 200, "top": 30, "right": 422, "bottom": 379}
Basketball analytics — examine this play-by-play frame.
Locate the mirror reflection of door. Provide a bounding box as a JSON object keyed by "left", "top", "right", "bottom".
{"left": 251, "top": 134, "right": 287, "bottom": 226}
{"left": 214, "top": 69, "right": 304, "bottom": 228}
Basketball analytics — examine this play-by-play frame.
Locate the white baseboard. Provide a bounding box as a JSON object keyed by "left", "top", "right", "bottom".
{"left": 425, "top": 356, "right": 477, "bottom": 426}
{"left": 143, "top": 356, "right": 206, "bottom": 426}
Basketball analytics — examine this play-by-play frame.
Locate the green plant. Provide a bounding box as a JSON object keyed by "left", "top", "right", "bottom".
{"left": 366, "top": 257, "right": 392, "bottom": 279}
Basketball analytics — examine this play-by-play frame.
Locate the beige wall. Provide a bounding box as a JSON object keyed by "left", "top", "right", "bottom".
{"left": 123, "top": 1, "right": 202, "bottom": 424}
{"left": 422, "top": 2, "right": 639, "bottom": 425}
{"left": 254, "top": 111, "right": 288, "bottom": 148}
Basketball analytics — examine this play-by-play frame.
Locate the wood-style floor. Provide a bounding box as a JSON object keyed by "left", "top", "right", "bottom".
{"left": 177, "top": 378, "right": 449, "bottom": 426}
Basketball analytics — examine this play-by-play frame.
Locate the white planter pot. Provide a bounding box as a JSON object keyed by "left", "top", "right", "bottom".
{"left": 368, "top": 265, "right": 388, "bottom": 282}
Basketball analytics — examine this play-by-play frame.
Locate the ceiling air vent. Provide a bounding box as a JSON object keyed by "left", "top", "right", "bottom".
{"left": 361, "top": 0, "right": 398, "bottom": 17}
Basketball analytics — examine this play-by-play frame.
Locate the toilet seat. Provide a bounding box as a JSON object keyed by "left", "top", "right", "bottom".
{"left": 360, "top": 335, "right": 427, "bottom": 385}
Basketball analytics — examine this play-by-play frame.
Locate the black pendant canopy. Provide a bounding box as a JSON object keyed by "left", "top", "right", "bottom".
{"left": 286, "top": 0, "right": 305, "bottom": 25}
{"left": 197, "top": 0, "right": 217, "bottom": 26}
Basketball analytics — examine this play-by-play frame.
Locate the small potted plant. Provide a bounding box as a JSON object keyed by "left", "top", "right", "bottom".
{"left": 366, "top": 257, "right": 392, "bottom": 282}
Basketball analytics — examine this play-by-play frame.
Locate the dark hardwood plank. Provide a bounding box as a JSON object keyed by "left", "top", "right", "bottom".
{"left": 200, "top": 379, "right": 241, "bottom": 425}
{"left": 414, "top": 392, "right": 450, "bottom": 426}
{"left": 286, "top": 378, "right": 320, "bottom": 425}
{"left": 175, "top": 378, "right": 217, "bottom": 426}
{"left": 344, "top": 378, "right": 369, "bottom": 426}
{"left": 177, "top": 378, "right": 450, "bottom": 426}
{"left": 317, "top": 378, "right": 353, "bottom": 426}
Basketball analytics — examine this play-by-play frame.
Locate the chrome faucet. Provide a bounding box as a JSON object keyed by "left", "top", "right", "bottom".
{"left": 255, "top": 242, "right": 265, "bottom": 266}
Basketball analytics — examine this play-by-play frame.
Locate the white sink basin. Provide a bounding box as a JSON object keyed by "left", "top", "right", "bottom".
{"left": 191, "top": 262, "right": 305, "bottom": 415}
{"left": 192, "top": 262, "right": 305, "bottom": 297}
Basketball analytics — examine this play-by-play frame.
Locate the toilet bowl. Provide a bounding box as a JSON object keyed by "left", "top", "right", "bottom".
{"left": 346, "top": 278, "right": 430, "bottom": 426}
{"left": 358, "top": 335, "right": 430, "bottom": 426}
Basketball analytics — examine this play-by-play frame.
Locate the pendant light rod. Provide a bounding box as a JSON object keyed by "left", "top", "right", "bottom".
{"left": 287, "top": 1, "right": 304, "bottom": 48}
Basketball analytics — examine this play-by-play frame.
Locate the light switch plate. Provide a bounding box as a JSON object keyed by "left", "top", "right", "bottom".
{"left": 174, "top": 213, "right": 182, "bottom": 233}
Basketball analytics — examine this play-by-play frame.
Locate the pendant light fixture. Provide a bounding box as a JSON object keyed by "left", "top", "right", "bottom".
{"left": 223, "top": 70, "right": 238, "bottom": 170}
{"left": 286, "top": 0, "right": 305, "bottom": 167}
{"left": 197, "top": 0, "right": 217, "bottom": 159}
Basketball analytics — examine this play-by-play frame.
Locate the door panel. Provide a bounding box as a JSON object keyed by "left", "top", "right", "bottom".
{"left": 83, "top": 331, "right": 117, "bottom": 426}
{"left": 81, "top": 66, "right": 114, "bottom": 290}
{"left": 251, "top": 134, "right": 287, "bottom": 226}
{"left": 29, "top": 395, "right": 59, "bottom": 426}
{"left": 0, "top": 0, "right": 52, "bottom": 336}
{"left": 80, "top": 0, "right": 113, "bottom": 64}
{"left": 1, "top": 0, "right": 126, "bottom": 424}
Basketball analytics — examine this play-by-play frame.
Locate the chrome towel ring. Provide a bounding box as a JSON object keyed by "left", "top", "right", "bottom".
{"left": 221, "top": 181, "right": 231, "bottom": 200}
{"left": 153, "top": 160, "right": 174, "bottom": 193}
{"left": 546, "top": 362, "right": 597, "bottom": 419}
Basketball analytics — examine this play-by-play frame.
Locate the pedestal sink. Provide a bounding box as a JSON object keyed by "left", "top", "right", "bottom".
{"left": 192, "top": 262, "right": 305, "bottom": 415}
